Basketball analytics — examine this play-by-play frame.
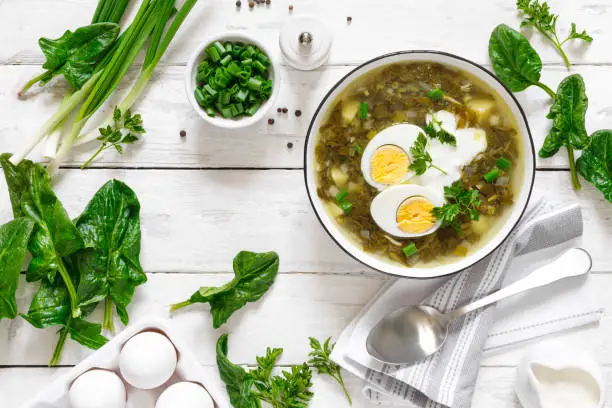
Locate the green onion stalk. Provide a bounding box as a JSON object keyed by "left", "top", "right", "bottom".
{"left": 75, "top": 0, "right": 200, "bottom": 148}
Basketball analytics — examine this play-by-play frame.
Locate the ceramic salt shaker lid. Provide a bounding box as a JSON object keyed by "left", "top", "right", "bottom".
{"left": 516, "top": 341, "right": 605, "bottom": 408}
{"left": 279, "top": 15, "right": 332, "bottom": 70}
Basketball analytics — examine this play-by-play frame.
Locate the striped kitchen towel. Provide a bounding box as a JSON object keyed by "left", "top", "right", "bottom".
{"left": 332, "top": 199, "right": 604, "bottom": 408}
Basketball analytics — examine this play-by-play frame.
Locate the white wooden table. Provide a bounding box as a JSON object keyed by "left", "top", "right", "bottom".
{"left": 1, "top": 0, "right": 611, "bottom": 406}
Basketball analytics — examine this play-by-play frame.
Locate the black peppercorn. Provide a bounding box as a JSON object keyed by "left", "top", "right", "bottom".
{"left": 268, "top": 118, "right": 275, "bottom": 125}
{"left": 179, "top": 130, "right": 187, "bottom": 137}
{"left": 347, "top": 16, "right": 352, "bottom": 23}
{"left": 236, "top": 0, "right": 241, "bottom": 7}
{"left": 287, "top": 142, "right": 294, "bottom": 149}
{"left": 295, "top": 110, "right": 302, "bottom": 117}
{"left": 282, "top": 107, "right": 288, "bottom": 113}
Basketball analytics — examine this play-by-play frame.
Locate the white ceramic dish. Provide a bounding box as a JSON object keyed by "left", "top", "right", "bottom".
{"left": 516, "top": 342, "right": 606, "bottom": 408}
{"left": 20, "top": 317, "right": 230, "bottom": 408}
{"left": 304, "top": 51, "right": 536, "bottom": 278}
{"left": 185, "top": 32, "right": 280, "bottom": 129}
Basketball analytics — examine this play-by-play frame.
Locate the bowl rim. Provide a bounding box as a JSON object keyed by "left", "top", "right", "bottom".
{"left": 184, "top": 32, "right": 281, "bottom": 129}
{"left": 303, "top": 50, "right": 536, "bottom": 279}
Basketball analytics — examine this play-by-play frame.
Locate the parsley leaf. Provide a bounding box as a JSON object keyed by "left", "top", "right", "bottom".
{"left": 308, "top": 337, "right": 352, "bottom": 405}
{"left": 516, "top": 0, "right": 592, "bottom": 68}
{"left": 409, "top": 133, "right": 447, "bottom": 176}
{"left": 82, "top": 107, "right": 145, "bottom": 169}
{"left": 424, "top": 114, "right": 456, "bottom": 146}
{"left": 431, "top": 181, "right": 482, "bottom": 233}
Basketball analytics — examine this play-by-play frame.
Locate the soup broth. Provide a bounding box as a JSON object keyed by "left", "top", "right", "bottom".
{"left": 314, "top": 61, "right": 524, "bottom": 267}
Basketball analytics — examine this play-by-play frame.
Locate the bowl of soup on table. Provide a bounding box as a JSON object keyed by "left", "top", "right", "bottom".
{"left": 304, "top": 51, "right": 535, "bottom": 278}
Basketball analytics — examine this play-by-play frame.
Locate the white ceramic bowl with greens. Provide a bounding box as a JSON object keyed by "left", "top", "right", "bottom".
{"left": 185, "top": 32, "right": 280, "bottom": 129}
{"left": 304, "top": 51, "right": 536, "bottom": 279}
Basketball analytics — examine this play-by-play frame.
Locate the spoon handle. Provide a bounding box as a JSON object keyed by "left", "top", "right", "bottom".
{"left": 446, "top": 248, "right": 592, "bottom": 321}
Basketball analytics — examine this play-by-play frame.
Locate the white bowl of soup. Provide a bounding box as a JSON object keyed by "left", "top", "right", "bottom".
{"left": 304, "top": 51, "right": 535, "bottom": 278}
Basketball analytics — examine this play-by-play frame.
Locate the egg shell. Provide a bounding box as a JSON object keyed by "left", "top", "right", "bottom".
{"left": 68, "top": 369, "right": 126, "bottom": 408}
{"left": 360, "top": 123, "right": 422, "bottom": 190}
{"left": 155, "top": 382, "right": 215, "bottom": 408}
{"left": 370, "top": 184, "right": 444, "bottom": 238}
{"left": 119, "top": 332, "right": 178, "bottom": 390}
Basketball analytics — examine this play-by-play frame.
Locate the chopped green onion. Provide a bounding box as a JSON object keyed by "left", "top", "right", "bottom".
{"left": 484, "top": 167, "right": 501, "bottom": 183}
{"left": 206, "top": 46, "right": 221, "bottom": 63}
{"left": 338, "top": 200, "right": 353, "bottom": 214}
{"left": 402, "top": 243, "right": 418, "bottom": 257}
{"left": 427, "top": 88, "right": 445, "bottom": 101}
{"left": 253, "top": 60, "right": 267, "bottom": 73}
{"left": 194, "top": 88, "right": 207, "bottom": 106}
{"left": 246, "top": 103, "right": 261, "bottom": 116}
{"left": 212, "top": 41, "right": 226, "bottom": 56}
{"left": 220, "top": 55, "right": 232, "bottom": 66}
{"left": 359, "top": 102, "right": 368, "bottom": 120}
{"left": 205, "top": 107, "right": 216, "bottom": 117}
{"left": 234, "top": 88, "right": 249, "bottom": 102}
{"left": 354, "top": 144, "right": 363, "bottom": 155}
{"left": 246, "top": 77, "right": 263, "bottom": 91}
{"left": 194, "top": 40, "right": 273, "bottom": 119}
{"left": 497, "top": 157, "right": 512, "bottom": 171}
{"left": 335, "top": 189, "right": 348, "bottom": 203}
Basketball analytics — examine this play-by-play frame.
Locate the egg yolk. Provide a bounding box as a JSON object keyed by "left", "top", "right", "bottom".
{"left": 396, "top": 196, "right": 435, "bottom": 234}
{"left": 370, "top": 145, "right": 410, "bottom": 185}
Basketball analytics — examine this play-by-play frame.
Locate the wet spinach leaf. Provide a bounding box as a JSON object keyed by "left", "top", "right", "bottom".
{"left": 216, "top": 334, "right": 261, "bottom": 408}
{"left": 74, "top": 179, "right": 146, "bottom": 332}
{"left": 577, "top": 130, "right": 612, "bottom": 202}
{"left": 171, "top": 251, "right": 279, "bottom": 328}
{"left": 38, "top": 23, "right": 120, "bottom": 90}
{"left": 0, "top": 157, "right": 84, "bottom": 317}
{"left": 0, "top": 218, "right": 35, "bottom": 320}
{"left": 22, "top": 279, "right": 107, "bottom": 365}
{"left": 540, "top": 74, "right": 589, "bottom": 190}
{"left": 489, "top": 24, "right": 545, "bottom": 93}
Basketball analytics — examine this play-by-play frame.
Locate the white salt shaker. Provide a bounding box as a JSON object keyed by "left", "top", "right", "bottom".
{"left": 279, "top": 15, "right": 332, "bottom": 70}
{"left": 516, "top": 341, "right": 605, "bottom": 408}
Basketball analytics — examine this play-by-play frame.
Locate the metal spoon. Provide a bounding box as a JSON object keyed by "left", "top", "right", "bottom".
{"left": 366, "top": 248, "right": 592, "bottom": 365}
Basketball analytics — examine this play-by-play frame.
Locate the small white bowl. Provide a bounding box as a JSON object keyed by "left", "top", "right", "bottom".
{"left": 185, "top": 32, "right": 280, "bottom": 129}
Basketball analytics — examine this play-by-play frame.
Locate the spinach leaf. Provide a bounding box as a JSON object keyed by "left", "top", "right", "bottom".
{"left": 0, "top": 218, "right": 35, "bottom": 320}
{"left": 577, "top": 130, "right": 612, "bottom": 202}
{"left": 38, "top": 23, "right": 120, "bottom": 90}
{"left": 0, "top": 157, "right": 84, "bottom": 317}
{"left": 171, "top": 251, "right": 279, "bottom": 328}
{"left": 74, "top": 179, "right": 146, "bottom": 332}
{"left": 540, "top": 74, "right": 589, "bottom": 190}
{"left": 488, "top": 24, "right": 555, "bottom": 98}
{"left": 216, "top": 333, "right": 261, "bottom": 408}
{"left": 22, "top": 279, "right": 107, "bottom": 366}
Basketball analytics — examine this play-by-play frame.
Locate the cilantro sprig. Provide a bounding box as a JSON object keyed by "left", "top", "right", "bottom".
{"left": 424, "top": 114, "right": 457, "bottom": 146}
{"left": 409, "top": 133, "right": 447, "bottom": 176}
{"left": 82, "top": 107, "right": 144, "bottom": 169}
{"left": 431, "top": 181, "right": 482, "bottom": 233}
{"left": 516, "top": 0, "right": 593, "bottom": 68}
{"left": 308, "top": 337, "right": 352, "bottom": 406}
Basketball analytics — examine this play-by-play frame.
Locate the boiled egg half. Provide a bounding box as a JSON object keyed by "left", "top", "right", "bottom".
{"left": 370, "top": 185, "right": 444, "bottom": 238}
{"left": 360, "top": 123, "right": 422, "bottom": 190}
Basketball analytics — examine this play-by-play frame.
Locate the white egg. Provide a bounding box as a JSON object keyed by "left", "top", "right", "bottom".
{"left": 68, "top": 369, "right": 126, "bottom": 408}
{"left": 370, "top": 184, "right": 444, "bottom": 238}
{"left": 360, "top": 123, "right": 422, "bottom": 190}
{"left": 119, "top": 332, "right": 177, "bottom": 390}
{"left": 155, "top": 382, "right": 215, "bottom": 408}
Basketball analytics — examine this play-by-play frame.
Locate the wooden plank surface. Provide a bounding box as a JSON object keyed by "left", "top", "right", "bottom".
{"left": 2, "top": 64, "right": 612, "bottom": 170}
{"left": 0, "top": 169, "right": 610, "bottom": 273}
{"left": 1, "top": 0, "right": 611, "bottom": 406}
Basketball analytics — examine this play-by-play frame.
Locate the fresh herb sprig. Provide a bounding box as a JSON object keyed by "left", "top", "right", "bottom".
{"left": 516, "top": 0, "right": 592, "bottom": 68}
{"left": 217, "top": 334, "right": 314, "bottom": 408}
{"left": 82, "top": 107, "right": 144, "bottom": 169}
{"left": 424, "top": 115, "right": 456, "bottom": 146}
{"left": 409, "top": 133, "right": 447, "bottom": 175}
{"left": 432, "top": 181, "right": 481, "bottom": 233}
{"left": 308, "top": 337, "right": 352, "bottom": 406}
